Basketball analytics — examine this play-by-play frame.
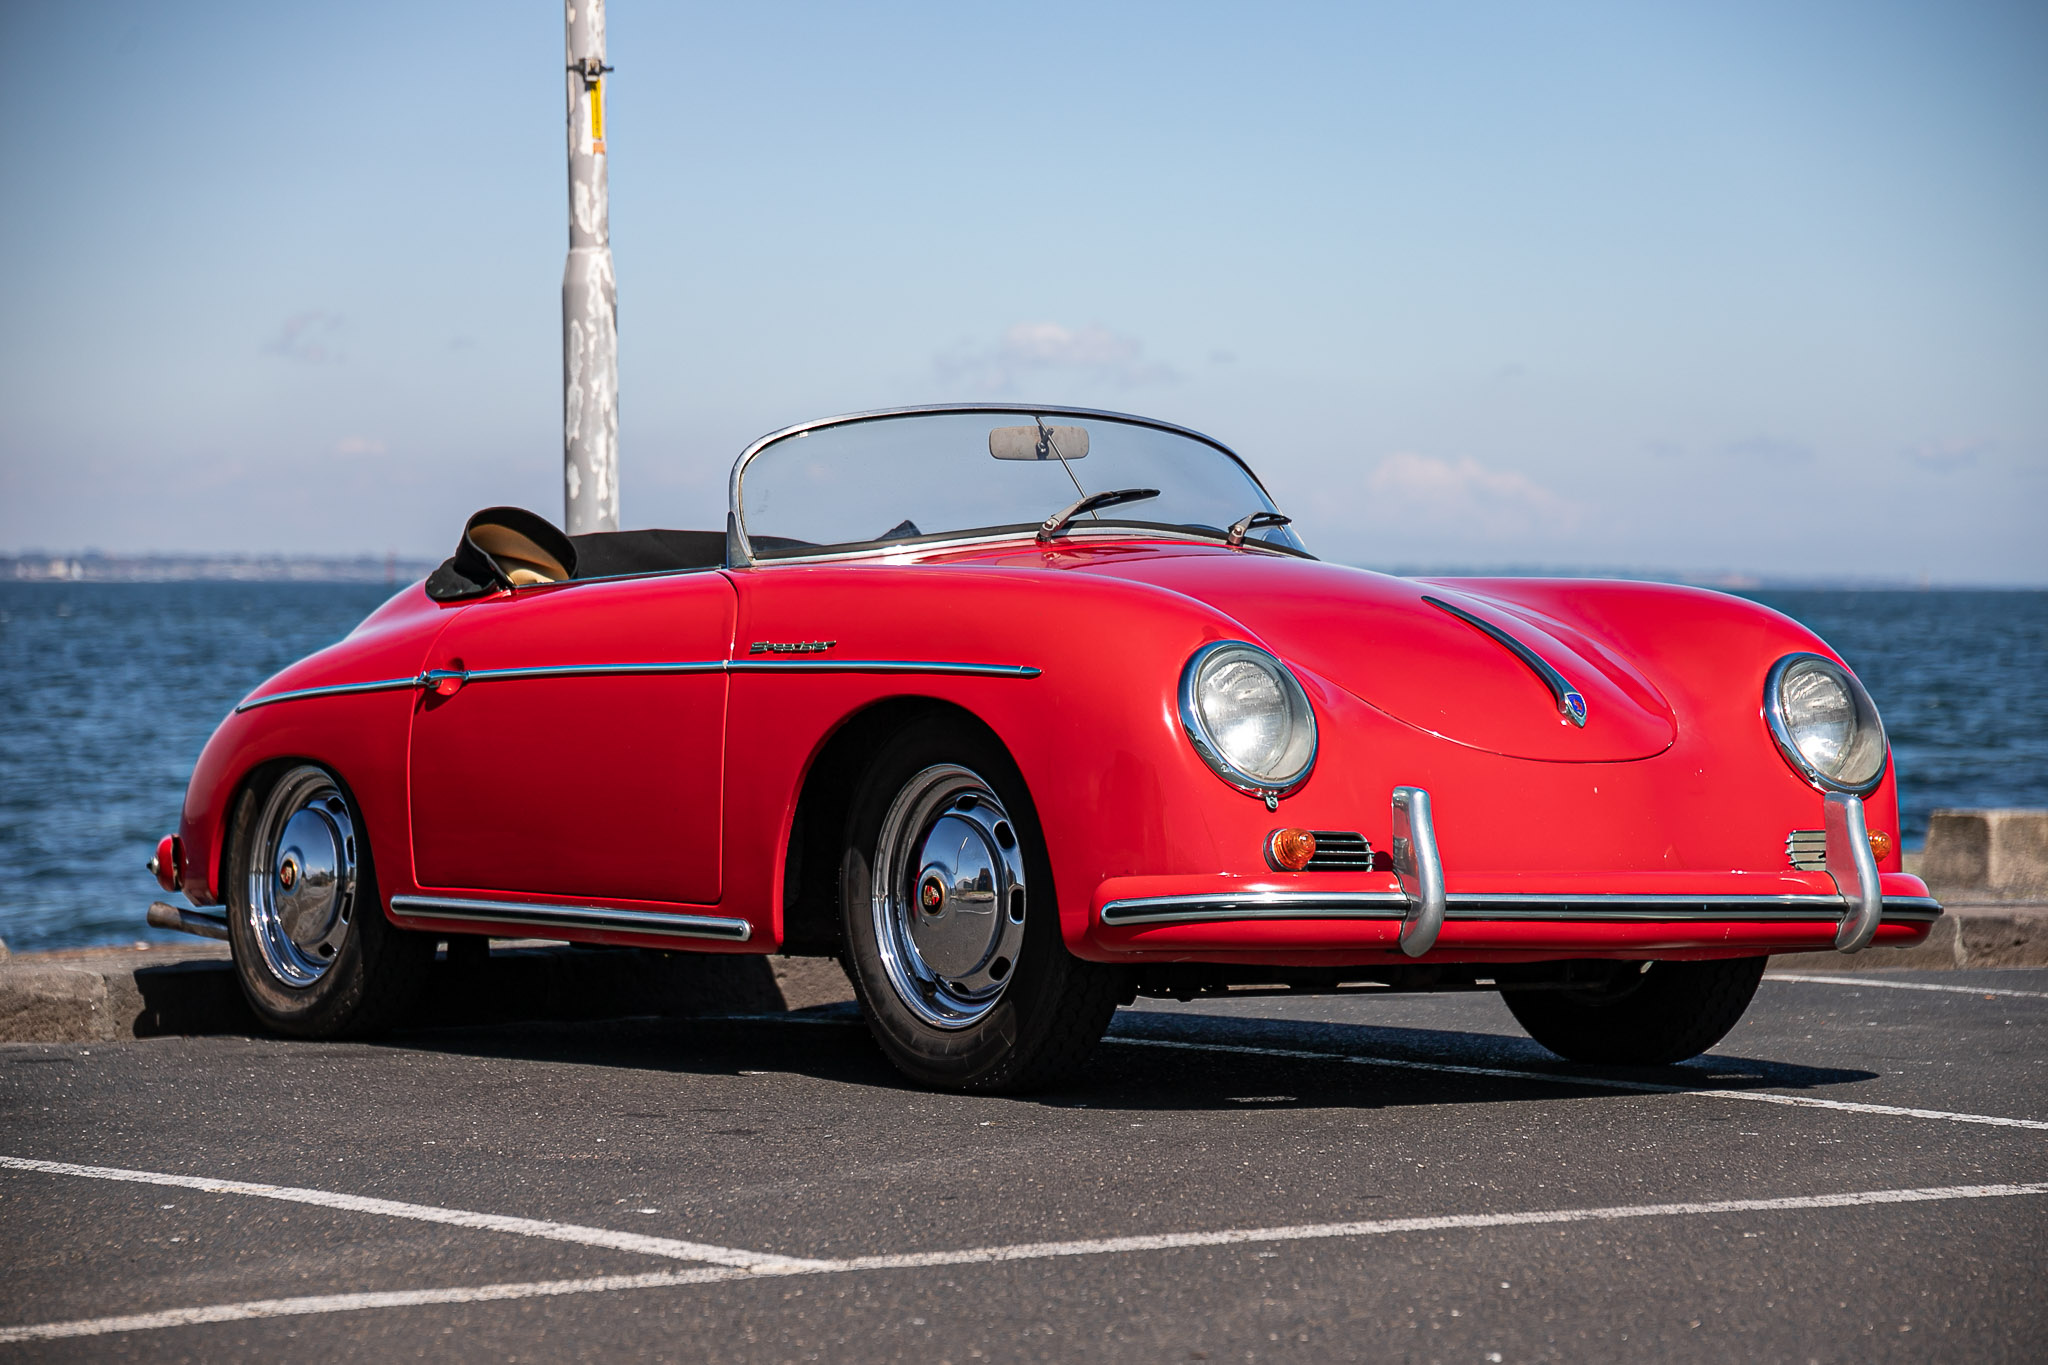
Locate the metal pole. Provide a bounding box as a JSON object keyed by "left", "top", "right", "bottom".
{"left": 563, "top": 1, "right": 618, "bottom": 533}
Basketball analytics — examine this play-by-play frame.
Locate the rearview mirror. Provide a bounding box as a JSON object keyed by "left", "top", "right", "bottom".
{"left": 989, "top": 423, "right": 1089, "bottom": 461}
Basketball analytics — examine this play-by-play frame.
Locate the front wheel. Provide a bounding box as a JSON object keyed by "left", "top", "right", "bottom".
{"left": 1501, "top": 956, "right": 1767, "bottom": 1065}
{"left": 840, "top": 719, "right": 1120, "bottom": 1092}
{"left": 225, "top": 763, "right": 431, "bottom": 1037}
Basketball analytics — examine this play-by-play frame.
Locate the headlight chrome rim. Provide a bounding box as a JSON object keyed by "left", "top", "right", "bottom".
{"left": 1763, "top": 651, "right": 1889, "bottom": 795}
{"left": 1178, "top": 640, "right": 1318, "bottom": 801}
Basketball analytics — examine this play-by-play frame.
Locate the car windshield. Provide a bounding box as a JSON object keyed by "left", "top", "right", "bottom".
{"left": 733, "top": 408, "right": 1307, "bottom": 560}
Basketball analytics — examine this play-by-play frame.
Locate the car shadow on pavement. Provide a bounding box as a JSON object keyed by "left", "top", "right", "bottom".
{"left": 383, "top": 1003, "right": 1876, "bottom": 1114}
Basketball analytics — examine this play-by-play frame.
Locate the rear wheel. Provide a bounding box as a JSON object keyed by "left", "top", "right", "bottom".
{"left": 225, "top": 764, "right": 431, "bottom": 1037}
{"left": 1502, "top": 956, "right": 1767, "bottom": 1065}
{"left": 840, "top": 718, "right": 1120, "bottom": 1092}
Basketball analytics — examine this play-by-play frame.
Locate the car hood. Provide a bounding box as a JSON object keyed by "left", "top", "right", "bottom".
{"left": 1071, "top": 549, "right": 1677, "bottom": 762}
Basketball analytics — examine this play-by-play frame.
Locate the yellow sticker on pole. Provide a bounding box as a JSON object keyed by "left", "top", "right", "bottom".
{"left": 590, "top": 79, "right": 606, "bottom": 155}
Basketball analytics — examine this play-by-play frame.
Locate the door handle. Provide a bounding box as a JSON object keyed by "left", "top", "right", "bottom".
{"left": 421, "top": 668, "right": 468, "bottom": 697}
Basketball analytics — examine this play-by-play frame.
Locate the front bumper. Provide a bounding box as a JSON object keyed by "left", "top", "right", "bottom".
{"left": 1081, "top": 878, "right": 1941, "bottom": 964}
{"left": 1075, "top": 785, "right": 1935, "bottom": 966}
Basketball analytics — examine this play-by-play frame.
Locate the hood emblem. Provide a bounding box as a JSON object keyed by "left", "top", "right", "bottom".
{"left": 1422, "top": 595, "right": 1588, "bottom": 729}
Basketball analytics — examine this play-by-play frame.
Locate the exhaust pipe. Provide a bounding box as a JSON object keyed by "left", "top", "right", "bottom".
{"left": 147, "top": 901, "right": 229, "bottom": 942}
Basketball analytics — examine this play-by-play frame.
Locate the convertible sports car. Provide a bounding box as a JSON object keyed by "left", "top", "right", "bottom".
{"left": 149, "top": 404, "right": 1939, "bottom": 1090}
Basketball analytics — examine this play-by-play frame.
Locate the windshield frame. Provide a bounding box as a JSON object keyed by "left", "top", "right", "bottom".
{"left": 726, "top": 402, "right": 1295, "bottom": 566}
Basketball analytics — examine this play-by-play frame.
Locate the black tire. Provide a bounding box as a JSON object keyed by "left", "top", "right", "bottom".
{"left": 839, "top": 716, "right": 1121, "bottom": 1092}
{"left": 225, "top": 763, "right": 432, "bottom": 1038}
{"left": 1502, "top": 956, "right": 1768, "bottom": 1065}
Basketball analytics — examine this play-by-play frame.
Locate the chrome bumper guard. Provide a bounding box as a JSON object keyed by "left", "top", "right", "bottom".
{"left": 1824, "top": 791, "right": 1884, "bottom": 953}
{"left": 1099, "top": 786, "right": 1940, "bottom": 945}
{"left": 1391, "top": 786, "right": 1446, "bottom": 958}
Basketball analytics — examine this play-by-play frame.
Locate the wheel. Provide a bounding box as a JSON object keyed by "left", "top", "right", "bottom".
{"left": 1502, "top": 957, "right": 1768, "bottom": 1065}
{"left": 225, "top": 763, "right": 431, "bottom": 1037}
{"left": 839, "top": 718, "right": 1121, "bottom": 1092}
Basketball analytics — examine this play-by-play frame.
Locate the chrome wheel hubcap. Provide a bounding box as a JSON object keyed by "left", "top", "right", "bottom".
{"left": 247, "top": 766, "right": 358, "bottom": 987}
{"left": 871, "top": 764, "right": 1028, "bottom": 1029}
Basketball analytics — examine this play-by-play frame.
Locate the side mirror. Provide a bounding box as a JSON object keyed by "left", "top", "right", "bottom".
{"left": 990, "top": 423, "right": 1089, "bottom": 461}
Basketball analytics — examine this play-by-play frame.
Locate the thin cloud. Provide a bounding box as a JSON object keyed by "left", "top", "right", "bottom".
{"left": 1904, "top": 437, "right": 1990, "bottom": 472}
{"left": 1364, "top": 451, "right": 1580, "bottom": 538}
{"left": 265, "top": 311, "right": 344, "bottom": 364}
{"left": 934, "top": 322, "right": 1177, "bottom": 393}
{"left": 1721, "top": 434, "right": 1814, "bottom": 464}
{"left": 331, "top": 436, "right": 387, "bottom": 456}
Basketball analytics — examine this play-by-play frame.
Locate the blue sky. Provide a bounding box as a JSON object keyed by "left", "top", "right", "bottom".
{"left": 1, "top": 1, "right": 2042, "bottom": 582}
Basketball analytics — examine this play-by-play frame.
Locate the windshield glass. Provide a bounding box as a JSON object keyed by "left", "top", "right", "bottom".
{"left": 735, "top": 409, "right": 1306, "bottom": 560}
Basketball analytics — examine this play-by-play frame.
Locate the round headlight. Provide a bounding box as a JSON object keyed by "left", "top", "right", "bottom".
{"left": 1179, "top": 642, "right": 1317, "bottom": 798}
{"left": 1764, "top": 653, "right": 1888, "bottom": 794}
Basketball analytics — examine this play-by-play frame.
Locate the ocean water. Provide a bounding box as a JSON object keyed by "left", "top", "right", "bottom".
{"left": 1, "top": 581, "right": 2043, "bottom": 953}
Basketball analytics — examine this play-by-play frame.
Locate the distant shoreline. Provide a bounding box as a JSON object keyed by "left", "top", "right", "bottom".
{"left": 3, "top": 552, "right": 2042, "bottom": 591}
{"left": 5, "top": 554, "right": 436, "bottom": 584}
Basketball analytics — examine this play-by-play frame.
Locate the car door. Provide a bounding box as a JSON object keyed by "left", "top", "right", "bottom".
{"left": 407, "top": 570, "right": 735, "bottom": 906}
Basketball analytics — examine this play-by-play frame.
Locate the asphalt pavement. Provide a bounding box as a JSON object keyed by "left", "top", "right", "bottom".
{"left": 2, "top": 966, "right": 2043, "bottom": 1362}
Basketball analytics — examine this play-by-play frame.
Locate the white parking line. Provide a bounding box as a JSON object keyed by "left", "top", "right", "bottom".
{"left": 1105, "top": 1036, "right": 2048, "bottom": 1130}
{"left": 0, "top": 1157, "right": 824, "bottom": 1272}
{"left": 1766, "top": 973, "right": 2048, "bottom": 1000}
{"left": 3, "top": 1181, "right": 2040, "bottom": 1344}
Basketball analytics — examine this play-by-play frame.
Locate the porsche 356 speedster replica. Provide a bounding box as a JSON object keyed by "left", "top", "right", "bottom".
{"left": 149, "top": 404, "right": 1938, "bottom": 1090}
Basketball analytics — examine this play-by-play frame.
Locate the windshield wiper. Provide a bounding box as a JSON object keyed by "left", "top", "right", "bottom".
{"left": 1038, "top": 488, "right": 1160, "bottom": 543}
{"left": 1225, "top": 510, "right": 1292, "bottom": 548}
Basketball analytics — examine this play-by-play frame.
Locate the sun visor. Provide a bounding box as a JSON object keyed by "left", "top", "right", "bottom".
{"left": 425, "top": 507, "right": 579, "bottom": 601}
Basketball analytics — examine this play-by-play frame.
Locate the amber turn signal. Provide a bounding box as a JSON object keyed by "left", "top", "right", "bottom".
{"left": 1267, "top": 827, "right": 1317, "bottom": 871}
{"left": 1867, "top": 829, "right": 1893, "bottom": 861}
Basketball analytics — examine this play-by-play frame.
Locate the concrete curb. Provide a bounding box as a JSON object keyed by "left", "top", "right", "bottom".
{"left": 0, "top": 944, "right": 854, "bottom": 1046}
{"left": 4, "top": 898, "right": 2040, "bottom": 1044}
{"left": 1767, "top": 902, "right": 2048, "bottom": 972}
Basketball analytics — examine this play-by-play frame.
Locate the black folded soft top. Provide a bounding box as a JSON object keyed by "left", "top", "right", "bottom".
{"left": 425, "top": 507, "right": 725, "bottom": 601}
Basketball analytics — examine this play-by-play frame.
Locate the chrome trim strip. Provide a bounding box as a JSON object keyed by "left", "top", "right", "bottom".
{"left": 461, "top": 661, "right": 727, "bottom": 683}
{"left": 1443, "top": 902, "right": 1943, "bottom": 923}
{"left": 1099, "top": 891, "right": 1943, "bottom": 928}
{"left": 1392, "top": 786, "right": 1446, "bottom": 956}
{"left": 237, "top": 658, "right": 1041, "bottom": 711}
{"left": 233, "top": 676, "right": 421, "bottom": 713}
{"left": 389, "top": 895, "right": 752, "bottom": 942}
{"left": 1826, "top": 791, "right": 1885, "bottom": 952}
{"left": 727, "top": 659, "right": 1041, "bottom": 679}
{"left": 728, "top": 402, "right": 1285, "bottom": 568}
{"left": 1101, "top": 892, "right": 1410, "bottom": 926}
{"left": 1422, "top": 595, "right": 1588, "bottom": 728}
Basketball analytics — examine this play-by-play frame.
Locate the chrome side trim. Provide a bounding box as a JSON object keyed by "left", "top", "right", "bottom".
{"left": 233, "top": 676, "right": 422, "bottom": 713}
{"left": 389, "top": 895, "right": 752, "bottom": 942}
{"left": 727, "top": 659, "right": 1041, "bottom": 679}
{"left": 460, "top": 661, "right": 727, "bottom": 683}
{"left": 1098, "top": 891, "right": 1944, "bottom": 928}
{"left": 237, "top": 658, "right": 1041, "bottom": 711}
{"left": 1392, "top": 786, "right": 1446, "bottom": 956}
{"left": 1826, "top": 791, "right": 1885, "bottom": 952}
{"left": 1423, "top": 595, "right": 1588, "bottom": 728}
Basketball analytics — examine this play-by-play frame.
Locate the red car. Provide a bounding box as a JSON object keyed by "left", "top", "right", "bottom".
{"left": 150, "top": 404, "right": 1938, "bottom": 1090}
